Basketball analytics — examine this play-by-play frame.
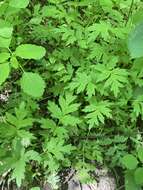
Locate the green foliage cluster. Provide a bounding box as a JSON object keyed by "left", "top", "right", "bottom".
{"left": 0, "top": 0, "right": 143, "bottom": 189}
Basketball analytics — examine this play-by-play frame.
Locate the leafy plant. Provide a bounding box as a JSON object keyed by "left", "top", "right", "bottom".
{"left": 121, "top": 147, "right": 143, "bottom": 189}
{"left": 0, "top": 0, "right": 143, "bottom": 189}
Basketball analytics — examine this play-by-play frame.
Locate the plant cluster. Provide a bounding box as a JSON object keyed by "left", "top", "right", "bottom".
{"left": 0, "top": 0, "right": 143, "bottom": 189}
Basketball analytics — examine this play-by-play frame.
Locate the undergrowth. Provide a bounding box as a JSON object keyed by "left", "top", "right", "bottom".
{"left": 0, "top": 0, "right": 143, "bottom": 189}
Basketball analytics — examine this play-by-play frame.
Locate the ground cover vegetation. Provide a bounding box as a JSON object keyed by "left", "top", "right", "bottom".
{"left": 0, "top": 0, "right": 143, "bottom": 189}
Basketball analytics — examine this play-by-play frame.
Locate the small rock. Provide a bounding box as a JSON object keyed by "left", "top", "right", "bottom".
{"left": 67, "top": 168, "right": 116, "bottom": 190}
{"left": 97, "top": 176, "right": 116, "bottom": 190}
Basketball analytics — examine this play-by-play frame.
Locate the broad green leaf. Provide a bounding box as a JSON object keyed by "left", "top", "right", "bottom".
{"left": 21, "top": 72, "right": 45, "bottom": 98}
{"left": 121, "top": 154, "right": 138, "bottom": 170}
{"left": 125, "top": 171, "right": 141, "bottom": 190}
{"left": 128, "top": 22, "right": 143, "bottom": 58}
{"left": 15, "top": 44, "right": 46, "bottom": 60}
{"left": 0, "top": 52, "right": 10, "bottom": 63}
{"left": 100, "top": 0, "right": 113, "bottom": 11}
{"left": 138, "top": 147, "right": 143, "bottom": 162}
{"left": 0, "top": 20, "right": 13, "bottom": 38}
{"left": 134, "top": 168, "right": 143, "bottom": 185}
{"left": 0, "top": 20, "right": 13, "bottom": 48}
{"left": 0, "top": 37, "right": 12, "bottom": 48}
{"left": 132, "top": 9, "right": 143, "bottom": 24}
{"left": 0, "top": 63, "right": 10, "bottom": 85}
{"left": 9, "top": 0, "right": 30, "bottom": 8}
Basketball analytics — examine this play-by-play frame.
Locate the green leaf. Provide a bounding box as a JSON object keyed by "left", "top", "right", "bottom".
{"left": 125, "top": 171, "right": 141, "bottom": 190}
{"left": 43, "top": 138, "right": 74, "bottom": 160}
{"left": 68, "top": 71, "right": 96, "bottom": 97}
{"left": 94, "top": 64, "right": 128, "bottom": 97}
{"left": 68, "top": 72, "right": 91, "bottom": 94}
{"left": 100, "top": 0, "right": 113, "bottom": 11}
{"left": 132, "top": 9, "right": 143, "bottom": 24}
{"left": 61, "top": 115, "right": 81, "bottom": 126}
{"left": 15, "top": 44, "right": 46, "bottom": 60}
{"left": 30, "top": 187, "right": 40, "bottom": 190}
{"left": 0, "top": 20, "right": 13, "bottom": 48}
{"left": 134, "top": 167, "right": 143, "bottom": 185}
{"left": 0, "top": 63, "right": 10, "bottom": 85}
{"left": 6, "top": 112, "right": 18, "bottom": 126}
{"left": 0, "top": 37, "right": 12, "bottom": 48}
{"left": 87, "top": 21, "right": 111, "bottom": 42}
{"left": 0, "top": 52, "right": 10, "bottom": 63}
{"left": 0, "top": 20, "right": 13, "bottom": 38}
{"left": 40, "top": 118, "right": 57, "bottom": 129}
{"left": 20, "top": 72, "right": 45, "bottom": 98}
{"left": 48, "top": 94, "right": 80, "bottom": 126}
{"left": 10, "top": 56, "right": 19, "bottom": 69}
{"left": 121, "top": 154, "right": 138, "bottom": 170}
{"left": 11, "top": 157, "right": 26, "bottom": 187}
{"left": 6, "top": 102, "right": 34, "bottom": 129}
{"left": 83, "top": 100, "right": 112, "bottom": 128}
{"left": 138, "top": 147, "right": 143, "bottom": 162}
{"left": 59, "top": 93, "right": 80, "bottom": 115}
{"left": 9, "top": 0, "right": 30, "bottom": 8}
{"left": 48, "top": 101, "right": 62, "bottom": 119}
{"left": 19, "top": 130, "right": 35, "bottom": 147}
{"left": 25, "top": 150, "right": 41, "bottom": 163}
{"left": 128, "top": 22, "right": 143, "bottom": 58}
{"left": 76, "top": 169, "right": 93, "bottom": 184}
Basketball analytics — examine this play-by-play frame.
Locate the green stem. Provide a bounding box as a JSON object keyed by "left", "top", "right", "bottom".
{"left": 125, "top": 0, "right": 134, "bottom": 26}
{"left": 8, "top": 48, "right": 25, "bottom": 73}
{"left": 82, "top": 128, "right": 91, "bottom": 164}
{"left": 8, "top": 48, "right": 13, "bottom": 55}
{"left": 19, "top": 63, "right": 25, "bottom": 73}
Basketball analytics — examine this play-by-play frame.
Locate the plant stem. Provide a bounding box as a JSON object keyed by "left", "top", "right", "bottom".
{"left": 125, "top": 0, "right": 134, "bottom": 26}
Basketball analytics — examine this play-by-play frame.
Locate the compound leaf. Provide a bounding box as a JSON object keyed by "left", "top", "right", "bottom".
{"left": 83, "top": 100, "right": 112, "bottom": 128}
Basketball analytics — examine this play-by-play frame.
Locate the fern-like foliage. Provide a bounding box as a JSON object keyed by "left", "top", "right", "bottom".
{"left": 83, "top": 99, "right": 112, "bottom": 128}
{"left": 94, "top": 62, "right": 128, "bottom": 97}
{"left": 48, "top": 93, "right": 81, "bottom": 126}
